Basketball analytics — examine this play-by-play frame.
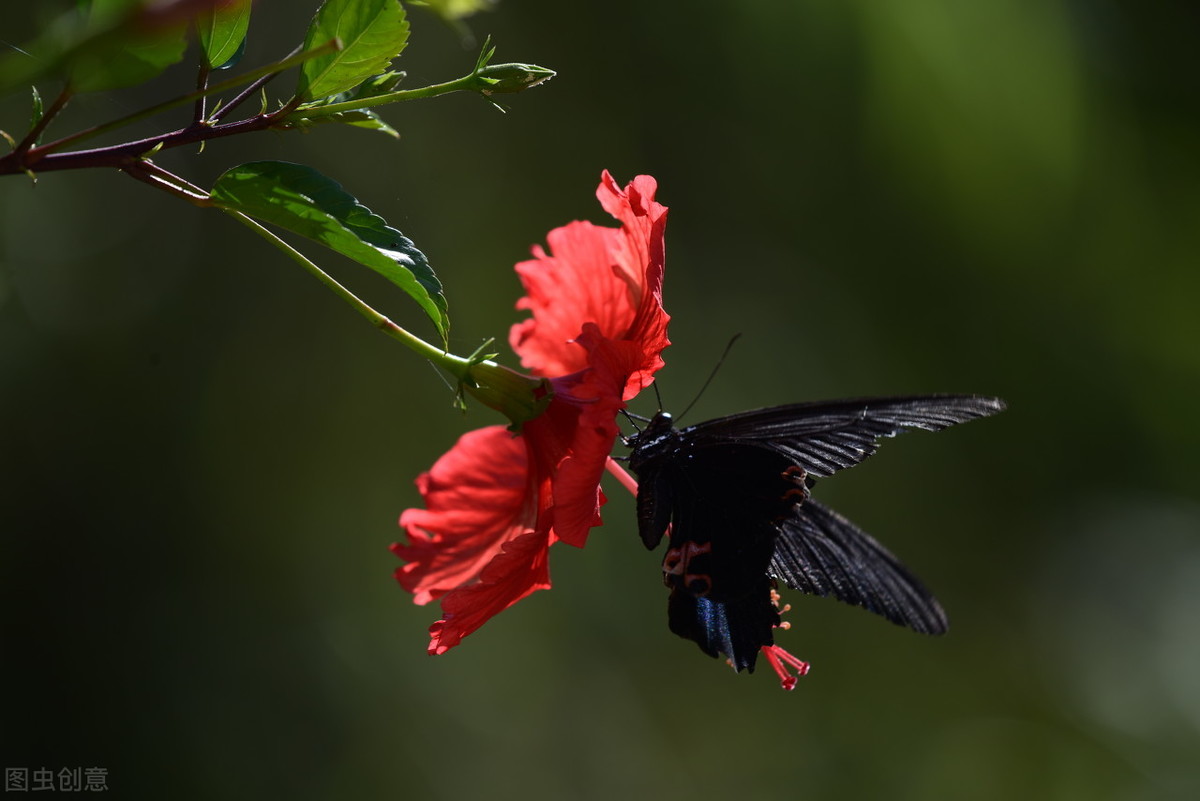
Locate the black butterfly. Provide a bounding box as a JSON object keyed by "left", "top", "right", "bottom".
{"left": 625, "top": 395, "right": 1005, "bottom": 673}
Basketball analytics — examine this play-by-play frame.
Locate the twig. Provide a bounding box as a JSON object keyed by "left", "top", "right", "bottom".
{"left": 193, "top": 64, "right": 211, "bottom": 124}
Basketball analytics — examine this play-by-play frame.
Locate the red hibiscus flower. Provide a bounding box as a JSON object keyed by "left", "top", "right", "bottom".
{"left": 391, "top": 171, "right": 670, "bottom": 654}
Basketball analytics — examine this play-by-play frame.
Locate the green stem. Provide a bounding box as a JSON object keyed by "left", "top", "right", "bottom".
{"left": 226, "top": 210, "right": 472, "bottom": 379}
{"left": 288, "top": 73, "right": 480, "bottom": 121}
{"left": 37, "top": 40, "right": 341, "bottom": 157}
{"left": 124, "top": 164, "right": 552, "bottom": 424}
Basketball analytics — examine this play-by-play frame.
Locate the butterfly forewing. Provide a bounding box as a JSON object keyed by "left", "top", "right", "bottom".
{"left": 681, "top": 395, "right": 1006, "bottom": 478}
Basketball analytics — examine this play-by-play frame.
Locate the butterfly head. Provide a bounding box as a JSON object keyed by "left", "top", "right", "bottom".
{"left": 624, "top": 410, "right": 682, "bottom": 470}
{"left": 625, "top": 410, "right": 673, "bottom": 440}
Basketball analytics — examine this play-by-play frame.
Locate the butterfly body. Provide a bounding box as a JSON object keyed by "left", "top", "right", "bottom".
{"left": 625, "top": 395, "right": 1005, "bottom": 673}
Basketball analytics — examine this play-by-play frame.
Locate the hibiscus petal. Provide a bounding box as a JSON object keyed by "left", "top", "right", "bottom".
{"left": 392, "top": 426, "right": 534, "bottom": 605}
{"left": 510, "top": 222, "right": 628, "bottom": 378}
{"left": 427, "top": 528, "right": 552, "bottom": 654}
{"left": 544, "top": 329, "right": 646, "bottom": 546}
{"left": 510, "top": 172, "right": 671, "bottom": 393}
{"left": 603, "top": 173, "right": 671, "bottom": 399}
{"left": 595, "top": 171, "right": 666, "bottom": 308}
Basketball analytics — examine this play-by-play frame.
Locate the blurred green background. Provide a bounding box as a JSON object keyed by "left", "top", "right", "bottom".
{"left": 2, "top": 1, "right": 1198, "bottom": 799}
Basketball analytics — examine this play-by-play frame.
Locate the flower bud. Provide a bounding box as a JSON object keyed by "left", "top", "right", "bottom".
{"left": 475, "top": 63, "right": 555, "bottom": 95}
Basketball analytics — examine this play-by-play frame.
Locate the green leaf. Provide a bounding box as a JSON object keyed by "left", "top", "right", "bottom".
{"left": 412, "top": 0, "right": 496, "bottom": 23}
{"left": 197, "top": 0, "right": 252, "bottom": 70}
{"left": 346, "top": 70, "right": 406, "bottom": 98}
{"left": 69, "top": 0, "right": 190, "bottom": 92}
{"left": 0, "top": 0, "right": 190, "bottom": 94}
{"left": 211, "top": 161, "right": 448, "bottom": 342}
{"left": 298, "top": 0, "right": 410, "bottom": 101}
{"left": 0, "top": 17, "right": 79, "bottom": 94}
{"left": 287, "top": 70, "right": 405, "bottom": 138}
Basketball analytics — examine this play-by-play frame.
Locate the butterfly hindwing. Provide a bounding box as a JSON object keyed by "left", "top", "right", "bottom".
{"left": 769, "top": 499, "right": 948, "bottom": 634}
{"left": 668, "top": 577, "right": 780, "bottom": 671}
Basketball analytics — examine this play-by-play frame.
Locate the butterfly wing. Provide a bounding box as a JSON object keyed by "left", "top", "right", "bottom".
{"left": 629, "top": 395, "right": 1002, "bottom": 671}
{"left": 769, "top": 499, "right": 948, "bottom": 634}
{"left": 681, "top": 395, "right": 1006, "bottom": 478}
{"left": 675, "top": 396, "right": 998, "bottom": 637}
{"left": 667, "top": 578, "right": 780, "bottom": 672}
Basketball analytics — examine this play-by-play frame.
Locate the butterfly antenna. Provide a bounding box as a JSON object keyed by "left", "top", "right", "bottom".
{"left": 677, "top": 333, "right": 742, "bottom": 422}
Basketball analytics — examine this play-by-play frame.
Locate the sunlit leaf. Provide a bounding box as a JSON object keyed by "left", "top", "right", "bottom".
{"left": 197, "top": 0, "right": 252, "bottom": 70}
{"left": 412, "top": 0, "right": 496, "bottom": 23}
{"left": 210, "top": 161, "right": 448, "bottom": 342}
{"left": 298, "top": 0, "right": 409, "bottom": 101}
